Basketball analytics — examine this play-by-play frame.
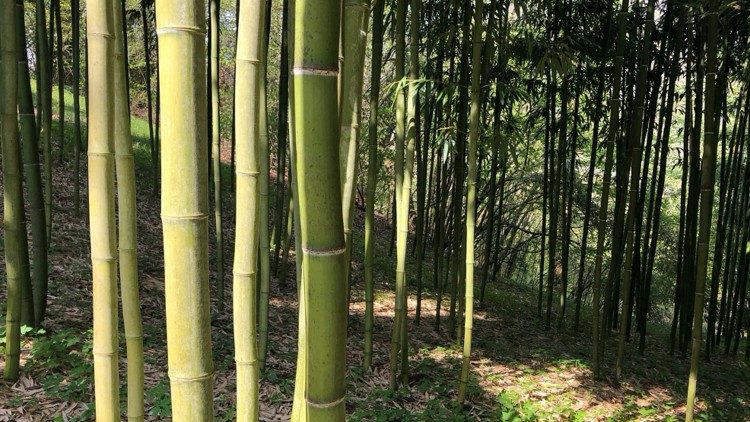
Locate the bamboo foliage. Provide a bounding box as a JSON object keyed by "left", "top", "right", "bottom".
{"left": 86, "top": 0, "right": 121, "bottom": 418}
{"left": 112, "top": 0, "right": 145, "bottom": 419}
{"left": 233, "top": 0, "right": 266, "bottom": 416}
{"left": 155, "top": 0, "right": 215, "bottom": 418}
{"left": 292, "top": 0, "right": 348, "bottom": 418}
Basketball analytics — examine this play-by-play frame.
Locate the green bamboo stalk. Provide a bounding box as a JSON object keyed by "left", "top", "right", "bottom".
{"left": 155, "top": 0, "right": 214, "bottom": 418}
{"left": 398, "top": 0, "right": 420, "bottom": 385}
{"left": 234, "top": 0, "right": 265, "bottom": 416}
{"left": 591, "top": 0, "right": 630, "bottom": 379}
{"left": 15, "top": 0, "right": 48, "bottom": 327}
{"left": 35, "top": 0, "right": 53, "bottom": 245}
{"left": 388, "top": 0, "right": 407, "bottom": 389}
{"left": 686, "top": 0, "right": 719, "bottom": 419}
{"left": 614, "top": 0, "right": 654, "bottom": 382}
{"left": 112, "top": 0, "right": 145, "bottom": 419}
{"left": 2, "top": 0, "right": 31, "bottom": 381}
{"left": 364, "top": 0, "right": 385, "bottom": 370}
{"left": 209, "top": 0, "right": 225, "bottom": 315}
{"left": 72, "top": 0, "right": 82, "bottom": 215}
{"left": 258, "top": 29, "right": 271, "bottom": 370}
{"left": 53, "top": 0, "right": 65, "bottom": 162}
{"left": 293, "top": 0, "right": 347, "bottom": 417}
{"left": 140, "top": 0, "right": 158, "bottom": 193}
{"left": 340, "top": 0, "right": 370, "bottom": 275}
{"left": 86, "top": 0, "right": 121, "bottom": 417}
{"left": 458, "top": 0, "right": 482, "bottom": 402}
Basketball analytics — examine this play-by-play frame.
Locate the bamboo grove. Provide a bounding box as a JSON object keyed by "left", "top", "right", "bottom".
{"left": 1, "top": 0, "right": 750, "bottom": 420}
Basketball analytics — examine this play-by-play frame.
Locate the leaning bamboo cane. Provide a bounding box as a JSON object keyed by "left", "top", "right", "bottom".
{"left": 86, "top": 0, "right": 121, "bottom": 418}
{"left": 15, "top": 0, "right": 48, "bottom": 327}
{"left": 155, "top": 0, "right": 215, "bottom": 418}
{"left": 112, "top": 0, "right": 145, "bottom": 419}
{"left": 293, "top": 0, "right": 348, "bottom": 418}
{"left": 234, "top": 0, "right": 265, "bottom": 417}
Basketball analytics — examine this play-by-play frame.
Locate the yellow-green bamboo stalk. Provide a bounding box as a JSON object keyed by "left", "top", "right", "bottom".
{"left": 2, "top": 0, "right": 30, "bottom": 382}
{"left": 457, "top": 0, "right": 483, "bottom": 403}
{"left": 234, "top": 0, "right": 265, "bottom": 417}
{"left": 293, "top": 0, "right": 347, "bottom": 418}
{"left": 209, "top": 0, "right": 225, "bottom": 314}
{"left": 86, "top": 0, "right": 121, "bottom": 418}
{"left": 155, "top": 1, "right": 214, "bottom": 418}
{"left": 112, "top": 0, "right": 144, "bottom": 419}
{"left": 388, "top": 0, "right": 407, "bottom": 389}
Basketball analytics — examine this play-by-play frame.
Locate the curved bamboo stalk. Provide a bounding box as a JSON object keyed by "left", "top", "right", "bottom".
{"left": 155, "top": 0, "right": 214, "bottom": 418}
{"left": 112, "top": 0, "right": 145, "bottom": 419}
{"left": 86, "top": 0, "right": 121, "bottom": 417}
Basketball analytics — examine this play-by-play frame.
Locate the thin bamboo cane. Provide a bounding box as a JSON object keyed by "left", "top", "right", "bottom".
{"left": 113, "top": 0, "right": 145, "bottom": 419}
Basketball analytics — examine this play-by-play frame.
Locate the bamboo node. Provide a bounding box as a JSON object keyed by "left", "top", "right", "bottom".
{"left": 292, "top": 67, "right": 339, "bottom": 77}
{"left": 161, "top": 214, "right": 209, "bottom": 222}
{"left": 156, "top": 25, "right": 206, "bottom": 37}
{"left": 302, "top": 246, "right": 347, "bottom": 257}
{"left": 235, "top": 359, "right": 259, "bottom": 367}
{"left": 306, "top": 395, "right": 345, "bottom": 409}
{"left": 169, "top": 371, "right": 214, "bottom": 383}
{"left": 87, "top": 31, "right": 114, "bottom": 39}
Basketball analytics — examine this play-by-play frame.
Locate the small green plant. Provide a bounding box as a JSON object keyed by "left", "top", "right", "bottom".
{"left": 146, "top": 380, "right": 172, "bottom": 417}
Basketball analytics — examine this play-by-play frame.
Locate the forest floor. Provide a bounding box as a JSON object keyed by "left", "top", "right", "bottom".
{"left": 1, "top": 88, "right": 749, "bottom": 421}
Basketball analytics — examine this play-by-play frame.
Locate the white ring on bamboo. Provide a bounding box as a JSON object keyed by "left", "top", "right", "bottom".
{"left": 302, "top": 246, "right": 347, "bottom": 257}
{"left": 169, "top": 372, "right": 214, "bottom": 382}
{"left": 156, "top": 25, "right": 206, "bottom": 36}
{"left": 292, "top": 67, "right": 339, "bottom": 77}
{"left": 306, "top": 395, "right": 346, "bottom": 409}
